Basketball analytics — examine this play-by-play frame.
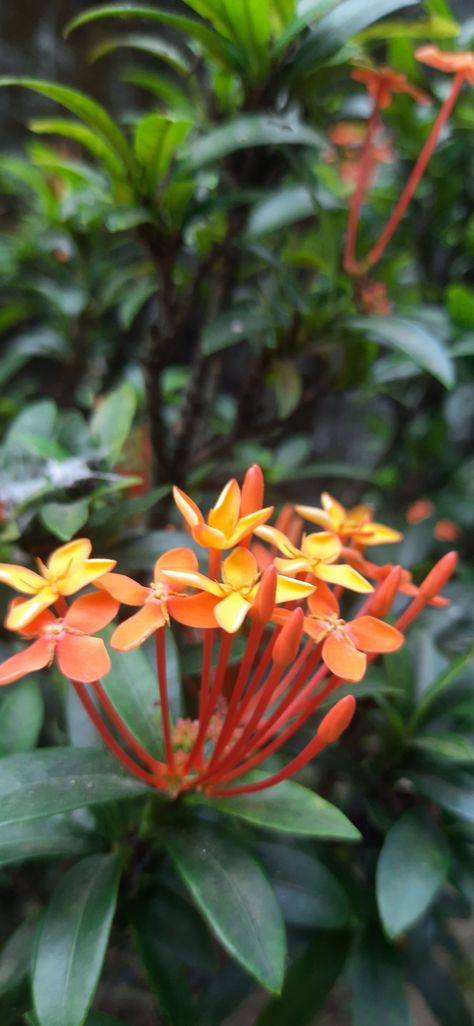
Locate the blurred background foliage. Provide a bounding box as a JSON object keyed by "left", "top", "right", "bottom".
{"left": 0, "top": 0, "right": 473, "bottom": 1024}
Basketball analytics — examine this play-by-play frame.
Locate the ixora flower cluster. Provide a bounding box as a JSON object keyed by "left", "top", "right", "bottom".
{"left": 0, "top": 466, "right": 457, "bottom": 798}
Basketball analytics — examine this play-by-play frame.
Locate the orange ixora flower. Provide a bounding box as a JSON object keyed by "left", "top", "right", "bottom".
{"left": 415, "top": 45, "right": 474, "bottom": 85}
{"left": 255, "top": 524, "right": 372, "bottom": 592}
{"left": 295, "top": 493, "right": 402, "bottom": 548}
{"left": 97, "top": 548, "right": 212, "bottom": 651}
{"left": 173, "top": 471, "right": 273, "bottom": 552}
{"left": 0, "top": 539, "right": 115, "bottom": 631}
{"left": 160, "top": 546, "right": 315, "bottom": 634}
{"left": 406, "top": 499, "right": 434, "bottom": 524}
{"left": 0, "top": 591, "right": 118, "bottom": 685}
{"left": 352, "top": 66, "right": 430, "bottom": 109}
{"left": 275, "top": 583, "right": 403, "bottom": 682}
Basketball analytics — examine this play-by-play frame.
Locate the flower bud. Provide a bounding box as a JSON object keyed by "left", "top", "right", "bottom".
{"left": 420, "top": 551, "right": 458, "bottom": 601}
{"left": 369, "top": 565, "right": 402, "bottom": 617}
{"left": 316, "top": 694, "right": 356, "bottom": 746}
{"left": 272, "top": 607, "right": 304, "bottom": 666}
{"left": 240, "top": 464, "right": 264, "bottom": 517}
{"left": 254, "top": 565, "right": 277, "bottom": 623}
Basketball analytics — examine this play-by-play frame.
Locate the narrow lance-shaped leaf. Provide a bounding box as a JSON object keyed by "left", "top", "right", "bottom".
{"left": 292, "top": 0, "right": 418, "bottom": 71}
{"left": 89, "top": 34, "right": 192, "bottom": 75}
{"left": 65, "top": 4, "right": 223, "bottom": 56}
{"left": 347, "top": 315, "right": 455, "bottom": 388}
{"left": 33, "top": 854, "right": 121, "bottom": 1026}
{"left": 178, "top": 114, "right": 323, "bottom": 172}
{"left": 29, "top": 118, "right": 126, "bottom": 177}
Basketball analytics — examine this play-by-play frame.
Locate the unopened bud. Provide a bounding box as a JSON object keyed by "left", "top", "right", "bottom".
{"left": 272, "top": 607, "right": 304, "bottom": 666}
{"left": 369, "top": 565, "right": 402, "bottom": 617}
{"left": 420, "top": 551, "right": 458, "bottom": 601}
{"left": 316, "top": 694, "right": 356, "bottom": 746}
{"left": 240, "top": 464, "right": 264, "bottom": 517}
{"left": 254, "top": 566, "right": 277, "bottom": 623}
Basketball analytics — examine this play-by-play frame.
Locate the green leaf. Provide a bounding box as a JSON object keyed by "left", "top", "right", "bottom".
{"left": 406, "top": 948, "right": 473, "bottom": 1026}
{"left": 5, "top": 400, "right": 57, "bottom": 450}
{"left": 292, "top": 0, "right": 418, "bottom": 71}
{"left": 350, "top": 929, "right": 413, "bottom": 1026}
{"left": 410, "top": 648, "right": 474, "bottom": 729}
{"left": 40, "top": 499, "right": 90, "bottom": 542}
{"left": 0, "top": 79, "right": 135, "bottom": 177}
{"left": 28, "top": 119, "right": 126, "bottom": 177}
{"left": 89, "top": 34, "right": 191, "bottom": 74}
{"left": 216, "top": 0, "right": 271, "bottom": 75}
{"left": 89, "top": 383, "right": 137, "bottom": 462}
{"left": 347, "top": 315, "right": 455, "bottom": 388}
{"left": 179, "top": 115, "right": 323, "bottom": 171}
{"left": 133, "top": 894, "right": 201, "bottom": 1026}
{"left": 134, "top": 113, "right": 192, "bottom": 183}
{"left": 190, "top": 775, "right": 361, "bottom": 840}
{"left": 256, "top": 930, "right": 349, "bottom": 1026}
{"left": 0, "top": 748, "right": 149, "bottom": 827}
{"left": 122, "top": 67, "right": 192, "bottom": 112}
{"left": 409, "top": 733, "right": 474, "bottom": 763}
{"left": 357, "top": 14, "right": 458, "bottom": 40}
{"left": 166, "top": 823, "right": 286, "bottom": 992}
{"left": 0, "top": 329, "right": 68, "bottom": 390}
{"left": 202, "top": 307, "right": 271, "bottom": 354}
{"left": 0, "top": 682, "right": 43, "bottom": 755}
{"left": 0, "top": 815, "right": 96, "bottom": 867}
{"left": 259, "top": 842, "right": 351, "bottom": 928}
{"left": 0, "top": 921, "right": 35, "bottom": 999}
{"left": 65, "top": 4, "right": 221, "bottom": 54}
{"left": 376, "top": 811, "right": 450, "bottom": 938}
{"left": 268, "top": 359, "right": 302, "bottom": 418}
{"left": 33, "top": 854, "right": 121, "bottom": 1026}
{"left": 408, "top": 771, "right": 474, "bottom": 823}
{"left": 247, "top": 182, "right": 338, "bottom": 237}
{"left": 101, "top": 631, "right": 164, "bottom": 756}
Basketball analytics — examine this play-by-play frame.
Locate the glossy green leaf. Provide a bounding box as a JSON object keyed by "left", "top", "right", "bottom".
{"left": 0, "top": 748, "right": 149, "bottom": 827}
{"left": 292, "top": 0, "right": 418, "bottom": 71}
{"left": 409, "top": 771, "right": 474, "bottom": 823}
{"left": 133, "top": 893, "right": 204, "bottom": 1026}
{"left": 190, "top": 775, "right": 361, "bottom": 840}
{"left": 202, "top": 307, "right": 271, "bottom": 354}
{"left": 347, "top": 315, "right": 455, "bottom": 388}
{"left": 166, "top": 824, "right": 286, "bottom": 993}
{"left": 376, "top": 811, "right": 450, "bottom": 938}
{"left": 89, "top": 33, "right": 191, "bottom": 74}
{"left": 28, "top": 118, "right": 125, "bottom": 177}
{"left": 33, "top": 854, "right": 121, "bottom": 1026}
{"left": 134, "top": 113, "right": 192, "bottom": 182}
{"left": 349, "top": 927, "right": 413, "bottom": 1026}
{"left": 89, "top": 383, "right": 137, "bottom": 461}
{"left": 247, "top": 182, "right": 338, "bottom": 236}
{"left": 65, "top": 4, "right": 221, "bottom": 54}
{"left": 273, "top": 0, "right": 340, "bottom": 55}
{"left": 40, "top": 499, "right": 90, "bottom": 542}
{"left": 0, "top": 921, "right": 35, "bottom": 1025}
{"left": 0, "top": 815, "right": 96, "bottom": 867}
{"left": 410, "top": 648, "right": 474, "bottom": 728}
{"left": 0, "top": 79, "right": 135, "bottom": 175}
{"left": 122, "top": 67, "right": 192, "bottom": 112}
{"left": 179, "top": 115, "right": 323, "bottom": 171}
{"left": 256, "top": 930, "right": 349, "bottom": 1026}
{"left": 101, "top": 630, "right": 164, "bottom": 756}
{"left": 259, "top": 842, "right": 351, "bottom": 928}
{"left": 0, "top": 682, "right": 43, "bottom": 755}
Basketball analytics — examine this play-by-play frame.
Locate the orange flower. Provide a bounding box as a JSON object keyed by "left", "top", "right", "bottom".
{"left": 0, "top": 539, "right": 115, "bottom": 631}
{"left": 352, "top": 66, "right": 430, "bottom": 108}
{"left": 434, "top": 519, "right": 460, "bottom": 542}
{"left": 256, "top": 524, "right": 372, "bottom": 592}
{"left": 173, "top": 475, "right": 273, "bottom": 551}
{"left": 97, "top": 548, "right": 213, "bottom": 651}
{"left": 0, "top": 592, "right": 118, "bottom": 684}
{"left": 161, "top": 546, "right": 315, "bottom": 633}
{"left": 275, "top": 583, "right": 403, "bottom": 681}
{"left": 295, "top": 493, "right": 402, "bottom": 547}
{"left": 406, "top": 499, "right": 434, "bottom": 524}
{"left": 416, "top": 46, "right": 474, "bottom": 85}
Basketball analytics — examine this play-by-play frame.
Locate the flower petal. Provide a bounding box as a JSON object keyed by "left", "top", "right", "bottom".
{"left": 255, "top": 524, "right": 301, "bottom": 558}
{"left": 274, "top": 557, "right": 310, "bottom": 576}
{"left": 322, "top": 633, "right": 366, "bottom": 682}
{"left": 321, "top": 492, "right": 346, "bottom": 529}
{"left": 316, "top": 563, "right": 373, "bottom": 593}
{"left": 111, "top": 602, "right": 165, "bottom": 651}
{"left": 0, "top": 638, "right": 52, "bottom": 685}
{"left": 348, "top": 616, "right": 404, "bottom": 653}
{"left": 294, "top": 505, "right": 332, "bottom": 531}
{"left": 5, "top": 588, "right": 58, "bottom": 631}
{"left": 95, "top": 572, "right": 150, "bottom": 605}
{"left": 228, "top": 506, "right": 274, "bottom": 546}
{"left": 192, "top": 523, "right": 227, "bottom": 549}
{"left": 307, "top": 583, "right": 339, "bottom": 618}
{"left": 65, "top": 592, "right": 119, "bottom": 634}
{"left": 58, "top": 559, "right": 116, "bottom": 595}
{"left": 356, "top": 523, "right": 403, "bottom": 546}
{"left": 221, "top": 547, "right": 258, "bottom": 590}
{"left": 275, "top": 574, "right": 316, "bottom": 604}
{"left": 155, "top": 547, "right": 199, "bottom": 579}
{"left": 47, "top": 538, "right": 92, "bottom": 577}
{"left": 160, "top": 568, "right": 222, "bottom": 597}
{"left": 302, "top": 532, "right": 342, "bottom": 564}
{"left": 168, "top": 593, "right": 218, "bottom": 628}
{"left": 0, "top": 563, "right": 44, "bottom": 594}
{"left": 208, "top": 479, "right": 240, "bottom": 536}
{"left": 173, "top": 486, "right": 203, "bottom": 528}
{"left": 57, "top": 634, "right": 111, "bottom": 682}
{"left": 214, "top": 592, "right": 251, "bottom": 634}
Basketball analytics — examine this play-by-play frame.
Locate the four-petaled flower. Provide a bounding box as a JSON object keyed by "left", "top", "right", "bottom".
{"left": 295, "top": 493, "right": 402, "bottom": 547}
{"left": 173, "top": 478, "right": 273, "bottom": 550}
{"left": 256, "top": 524, "right": 372, "bottom": 592}
{"left": 0, "top": 539, "right": 115, "bottom": 631}
{"left": 161, "top": 546, "right": 315, "bottom": 633}
{"left": 0, "top": 592, "right": 118, "bottom": 684}
{"left": 415, "top": 45, "right": 474, "bottom": 84}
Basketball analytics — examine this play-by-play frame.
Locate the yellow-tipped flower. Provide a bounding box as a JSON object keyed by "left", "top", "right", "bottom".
{"left": 173, "top": 477, "right": 273, "bottom": 551}
{"left": 295, "top": 492, "right": 402, "bottom": 547}
{"left": 256, "top": 525, "right": 372, "bottom": 592}
{"left": 0, "top": 539, "right": 116, "bottom": 631}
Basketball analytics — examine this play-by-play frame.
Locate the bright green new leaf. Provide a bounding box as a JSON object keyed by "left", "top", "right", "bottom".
{"left": 89, "top": 34, "right": 191, "bottom": 75}
{"left": 33, "top": 854, "right": 121, "bottom": 1026}
{"left": 166, "top": 824, "right": 286, "bottom": 993}
{"left": 28, "top": 118, "right": 126, "bottom": 177}
{"left": 292, "top": 0, "right": 418, "bottom": 72}
{"left": 376, "top": 811, "right": 450, "bottom": 938}
{"left": 134, "top": 113, "right": 192, "bottom": 183}
{"left": 65, "top": 3, "right": 221, "bottom": 54}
